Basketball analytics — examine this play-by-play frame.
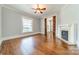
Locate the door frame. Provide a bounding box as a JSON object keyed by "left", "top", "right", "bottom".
{"left": 44, "top": 16, "right": 56, "bottom": 36}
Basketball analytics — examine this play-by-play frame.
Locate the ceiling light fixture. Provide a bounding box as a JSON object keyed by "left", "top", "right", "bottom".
{"left": 32, "top": 4, "right": 46, "bottom": 14}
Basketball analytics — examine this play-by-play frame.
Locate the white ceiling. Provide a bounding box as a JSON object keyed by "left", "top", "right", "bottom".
{"left": 7, "top": 4, "right": 64, "bottom": 19}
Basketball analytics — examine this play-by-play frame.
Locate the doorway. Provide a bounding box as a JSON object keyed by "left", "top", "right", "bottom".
{"left": 47, "top": 17, "right": 53, "bottom": 33}
{"left": 44, "top": 16, "right": 56, "bottom": 37}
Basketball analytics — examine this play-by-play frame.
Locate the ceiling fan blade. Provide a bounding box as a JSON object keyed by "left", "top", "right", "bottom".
{"left": 32, "top": 8, "right": 41, "bottom": 10}
{"left": 40, "top": 8, "right": 46, "bottom": 10}
{"left": 40, "top": 11, "right": 43, "bottom": 14}
{"left": 34, "top": 11, "right": 37, "bottom": 13}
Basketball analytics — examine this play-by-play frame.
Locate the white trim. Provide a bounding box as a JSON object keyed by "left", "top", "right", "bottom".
{"left": 58, "top": 37, "right": 76, "bottom": 45}
{"left": 0, "top": 32, "right": 41, "bottom": 46}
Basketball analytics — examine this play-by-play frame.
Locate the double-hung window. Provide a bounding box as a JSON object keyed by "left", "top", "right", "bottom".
{"left": 22, "top": 17, "right": 32, "bottom": 32}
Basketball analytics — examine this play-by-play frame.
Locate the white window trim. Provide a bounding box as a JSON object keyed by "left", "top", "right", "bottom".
{"left": 22, "top": 17, "right": 33, "bottom": 33}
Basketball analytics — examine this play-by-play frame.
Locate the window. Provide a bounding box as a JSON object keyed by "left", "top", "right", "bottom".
{"left": 22, "top": 17, "right": 32, "bottom": 32}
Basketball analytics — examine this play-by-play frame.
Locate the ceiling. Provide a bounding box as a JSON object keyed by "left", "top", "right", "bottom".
{"left": 6, "top": 4, "right": 64, "bottom": 19}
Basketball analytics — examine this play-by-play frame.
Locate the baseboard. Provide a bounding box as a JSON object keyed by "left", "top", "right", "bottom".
{"left": 0, "top": 32, "right": 41, "bottom": 46}
{"left": 57, "top": 37, "right": 76, "bottom": 45}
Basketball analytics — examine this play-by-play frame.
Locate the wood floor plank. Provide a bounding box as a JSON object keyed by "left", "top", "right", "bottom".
{"left": 0, "top": 34, "right": 79, "bottom": 55}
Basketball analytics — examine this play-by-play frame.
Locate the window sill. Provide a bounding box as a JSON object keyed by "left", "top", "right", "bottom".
{"left": 22, "top": 32, "right": 33, "bottom": 34}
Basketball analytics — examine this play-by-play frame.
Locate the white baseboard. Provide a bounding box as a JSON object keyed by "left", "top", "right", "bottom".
{"left": 57, "top": 37, "right": 76, "bottom": 45}
{"left": 0, "top": 32, "right": 41, "bottom": 46}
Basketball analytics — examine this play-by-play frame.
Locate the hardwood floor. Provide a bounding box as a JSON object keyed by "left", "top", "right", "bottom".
{"left": 0, "top": 33, "right": 79, "bottom": 55}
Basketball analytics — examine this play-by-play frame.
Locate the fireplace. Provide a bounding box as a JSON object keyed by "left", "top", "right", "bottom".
{"left": 61, "top": 30, "right": 68, "bottom": 41}
{"left": 57, "top": 24, "right": 77, "bottom": 45}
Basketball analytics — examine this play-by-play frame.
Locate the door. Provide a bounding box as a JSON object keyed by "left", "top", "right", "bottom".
{"left": 53, "top": 16, "right": 56, "bottom": 36}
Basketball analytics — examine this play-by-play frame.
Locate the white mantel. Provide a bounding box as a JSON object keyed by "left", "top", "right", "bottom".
{"left": 57, "top": 24, "right": 77, "bottom": 45}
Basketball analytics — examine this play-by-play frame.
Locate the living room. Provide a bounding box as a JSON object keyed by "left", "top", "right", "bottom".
{"left": 0, "top": 4, "right": 79, "bottom": 55}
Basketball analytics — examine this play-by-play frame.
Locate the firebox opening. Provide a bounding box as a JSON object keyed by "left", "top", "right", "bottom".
{"left": 61, "top": 30, "right": 68, "bottom": 41}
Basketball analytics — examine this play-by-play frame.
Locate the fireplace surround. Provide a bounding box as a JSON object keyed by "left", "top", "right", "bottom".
{"left": 57, "top": 24, "right": 77, "bottom": 45}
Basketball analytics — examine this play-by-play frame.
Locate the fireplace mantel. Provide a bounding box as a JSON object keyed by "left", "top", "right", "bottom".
{"left": 57, "top": 24, "right": 77, "bottom": 45}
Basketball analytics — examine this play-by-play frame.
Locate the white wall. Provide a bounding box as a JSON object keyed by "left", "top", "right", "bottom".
{"left": 2, "top": 7, "right": 22, "bottom": 37}
{"left": 60, "top": 5, "right": 79, "bottom": 46}
{"left": 0, "top": 6, "right": 41, "bottom": 38}
{"left": 0, "top": 6, "right": 2, "bottom": 45}
{"left": 60, "top": 5, "right": 79, "bottom": 25}
{"left": 33, "top": 18, "right": 41, "bottom": 32}
{"left": 40, "top": 12, "right": 60, "bottom": 35}
{"left": 40, "top": 18, "right": 44, "bottom": 34}
{"left": 0, "top": 6, "right": 2, "bottom": 38}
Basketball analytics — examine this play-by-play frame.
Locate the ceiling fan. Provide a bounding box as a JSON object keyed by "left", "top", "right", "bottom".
{"left": 32, "top": 4, "right": 46, "bottom": 14}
